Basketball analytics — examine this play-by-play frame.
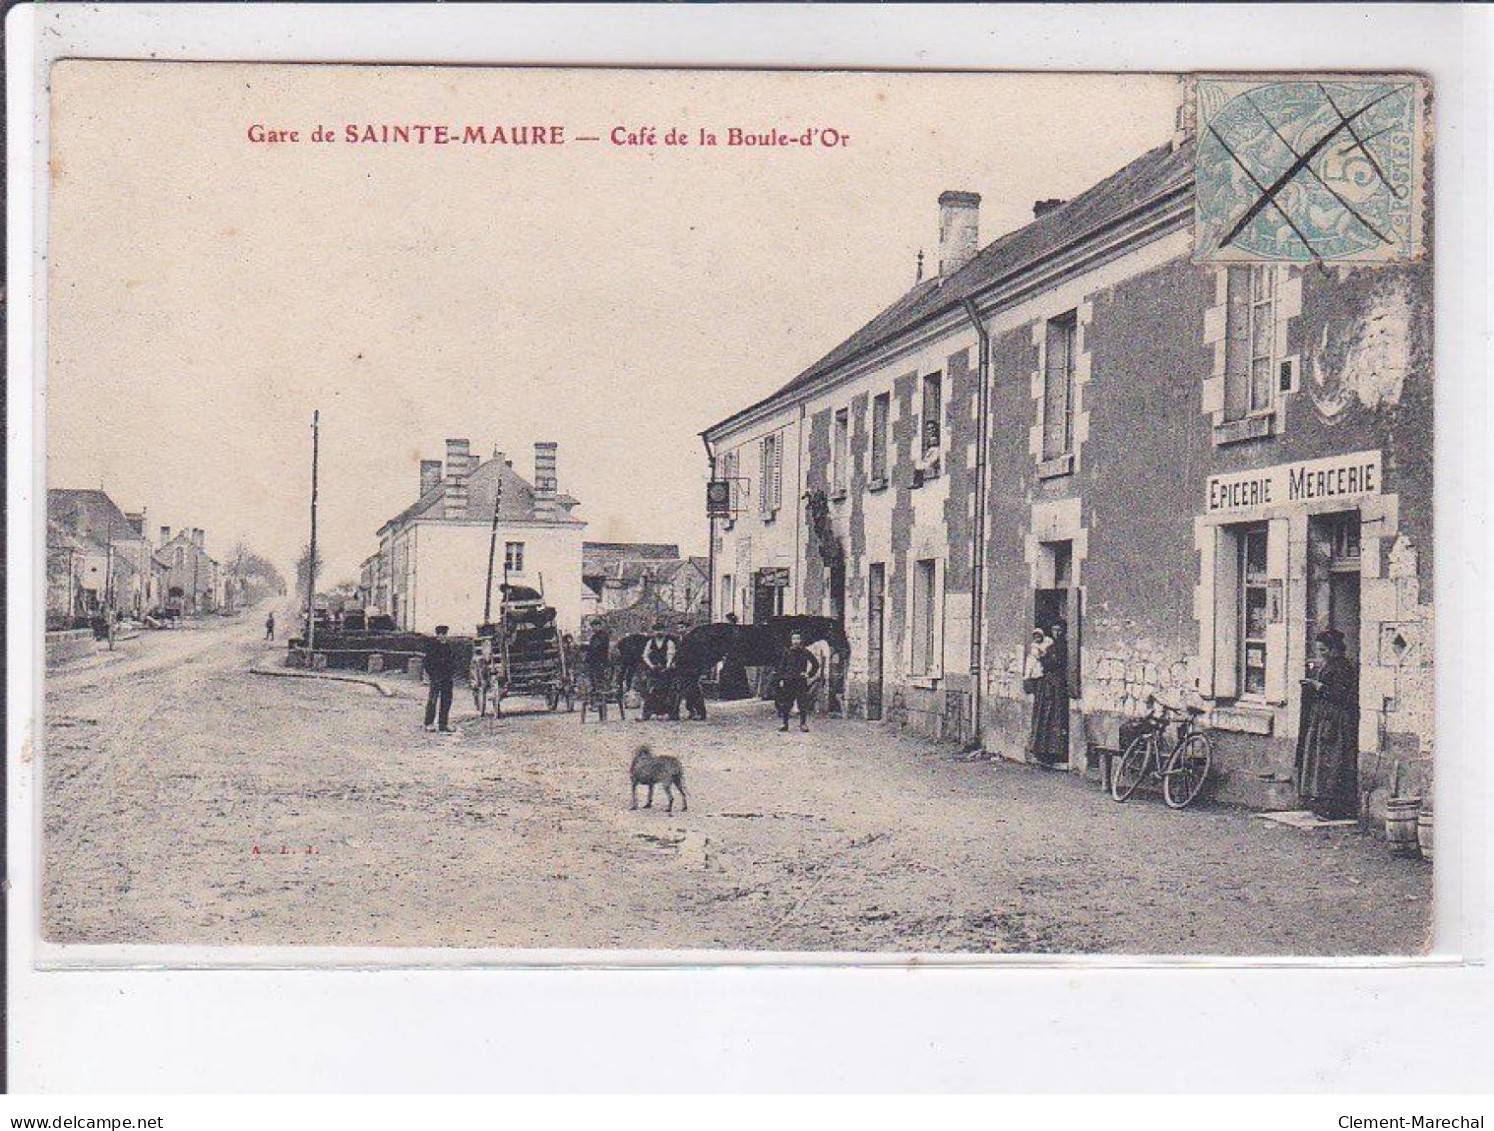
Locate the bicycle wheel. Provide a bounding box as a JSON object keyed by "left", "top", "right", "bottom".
{"left": 1112, "top": 733, "right": 1153, "bottom": 801}
{"left": 1163, "top": 733, "right": 1213, "bottom": 809}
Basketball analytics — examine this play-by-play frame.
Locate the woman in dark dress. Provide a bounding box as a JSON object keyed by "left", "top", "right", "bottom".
{"left": 1027, "top": 620, "right": 1070, "bottom": 767}
{"left": 716, "top": 613, "right": 753, "bottom": 701}
{"left": 1297, "top": 629, "right": 1359, "bottom": 819}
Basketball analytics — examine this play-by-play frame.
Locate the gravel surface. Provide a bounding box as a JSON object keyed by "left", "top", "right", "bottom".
{"left": 43, "top": 614, "right": 1433, "bottom": 954}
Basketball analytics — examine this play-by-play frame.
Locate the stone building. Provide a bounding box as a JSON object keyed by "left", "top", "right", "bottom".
{"left": 372, "top": 439, "right": 587, "bottom": 634}
{"left": 702, "top": 134, "right": 1433, "bottom": 810}
{"left": 155, "top": 526, "right": 220, "bottom": 614}
{"left": 47, "top": 489, "right": 162, "bottom": 619}
{"left": 581, "top": 542, "right": 709, "bottom": 616}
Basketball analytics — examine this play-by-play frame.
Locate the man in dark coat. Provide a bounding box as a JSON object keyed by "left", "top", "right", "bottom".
{"left": 423, "top": 624, "right": 457, "bottom": 733}
{"left": 265, "top": 611, "right": 275, "bottom": 641}
{"left": 773, "top": 631, "right": 822, "bottom": 732}
{"left": 640, "top": 623, "right": 679, "bottom": 721}
{"left": 675, "top": 632, "right": 709, "bottom": 721}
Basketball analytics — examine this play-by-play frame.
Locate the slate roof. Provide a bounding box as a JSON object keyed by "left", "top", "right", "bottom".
{"left": 47, "top": 489, "right": 143, "bottom": 553}
{"left": 380, "top": 455, "right": 581, "bottom": 534}
{"left": 582, "top": 542, "right": 681, "bottom": 576}
{"left": 705, "top": 138, "right": 1194, "bottom": 436}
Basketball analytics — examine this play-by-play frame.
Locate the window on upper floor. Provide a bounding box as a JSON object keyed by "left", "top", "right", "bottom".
{"left": 759, "top": 431, "right": 783, "bottom": 518}
{"left": 1224, "top": 265, "right": 1277, "bottom": 422}
{"left": 1042, "top": 312, "right": 1077, "bottom": 460}
{"left": 832, "top": 408, "right": 850, "bottom": 498}
{"left": 870, "top": 392, "right": 890, "bottom": 487}
{"left": 504, "top": 541, "right": 525, "bottom": 573}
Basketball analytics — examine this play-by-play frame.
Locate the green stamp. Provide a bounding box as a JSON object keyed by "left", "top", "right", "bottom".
{"left": 1194, "top": 76, "right": 1425, "bottom": 264}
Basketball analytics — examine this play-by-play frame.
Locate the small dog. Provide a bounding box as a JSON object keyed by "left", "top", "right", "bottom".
{"left": 629, "top": 744, "right": 687, "bottom": 813}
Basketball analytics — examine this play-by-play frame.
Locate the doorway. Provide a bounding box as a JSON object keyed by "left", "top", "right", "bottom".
{"left": 866, "top": 563, "right": 885, "bottom": 721}
{"left": 752, "top": 571, "right": 784, "bottom": 624}
{"left": 1307, "top": 513, "right": 1362, "bottom": 671}
{"left": 1034, "top": 540, "right": 1073, "bottom": 637}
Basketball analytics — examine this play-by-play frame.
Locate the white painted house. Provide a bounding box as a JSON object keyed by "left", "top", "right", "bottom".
{"left": 373, "top": 439, "right": 587, "bottom": 634}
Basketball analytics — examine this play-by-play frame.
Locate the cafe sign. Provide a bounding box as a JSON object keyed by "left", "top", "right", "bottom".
{"left": 1206, "top": 450, "right": 1382, "bottom": 515}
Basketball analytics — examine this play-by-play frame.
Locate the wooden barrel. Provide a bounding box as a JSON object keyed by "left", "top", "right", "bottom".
{"left": 1417, "top": 809, "right": 1434, "bottom": 862}
{"left": 1386, "top": 797, "right": 1422, "bottom": 857}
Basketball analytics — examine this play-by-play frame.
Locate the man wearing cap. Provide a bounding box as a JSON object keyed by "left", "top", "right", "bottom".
{"left": 640, "top": 622, "right": 679, "bottom": 721}
{"left": 423, "top": 624, "right": 457, "bottom": 733}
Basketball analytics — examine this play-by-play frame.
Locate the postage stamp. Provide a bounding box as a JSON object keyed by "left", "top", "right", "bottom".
{"left": 1193, "top": 74, "right": 1427, "bottom": 264}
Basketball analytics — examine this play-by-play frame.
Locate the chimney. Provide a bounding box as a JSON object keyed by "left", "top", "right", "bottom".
{"left": 125, "top": 511, "right": 145, "bottom": 537}
{"left": 443, "top": 438, "right": 472, "bottom": 520}
{"left": 937, "top": 191, "right": 981, "bottom": 277}
{"left": 1171, "top": 74, "right": 1196, "bottom": 151}
{"left": 419, "top": 459, "right": 443, "bottom": 497}
{"left": 534, "top": 442, "right": 558, "bottom": 517}
{"left": 159, "top": 525, "right": 171, "bottom": 547}
{"left": 193, "top": 528, "right": 204, "bottom": 549}
{"left": 1033, "top": 198, "right": 1066, "bottom": 219}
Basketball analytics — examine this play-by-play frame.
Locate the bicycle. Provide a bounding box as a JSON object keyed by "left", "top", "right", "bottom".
{"left": 1110, "top": 703, "right": 1214, "bottom": 809}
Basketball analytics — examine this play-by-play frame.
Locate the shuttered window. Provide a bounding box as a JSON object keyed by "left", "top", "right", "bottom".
{"left": 1224, "top": 266, "right": 1277, "bottom": 421}
{"left": 1043, "top": 313, "right": 1077, "bottom": 459}
{"left": 759, "top": 432, "right": 783, "bottom": 517}
{"left": 871, "top": 392, "right": 890, "bottom": 483}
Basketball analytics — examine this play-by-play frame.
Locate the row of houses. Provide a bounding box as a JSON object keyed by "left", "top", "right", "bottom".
{"left": 701, "top": 124, "right": 1434, "bottom": 809}
{"left": 47, "top": 488, "right": 224, "bottom": 625}
{"left": 356, "top": 441, "right": 707, "bottom": 634}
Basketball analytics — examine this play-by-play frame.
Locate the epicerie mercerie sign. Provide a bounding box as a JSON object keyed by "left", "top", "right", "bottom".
{"left": 1206, "top": 450, "right": 1382, "bottom": 515}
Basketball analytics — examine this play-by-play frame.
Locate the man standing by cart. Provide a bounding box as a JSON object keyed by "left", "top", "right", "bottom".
{"left": 423, "top": 624, "right": 457, "bottom": 734}
{"left": 640, "top": 622, "right": 679, "bottom": 721}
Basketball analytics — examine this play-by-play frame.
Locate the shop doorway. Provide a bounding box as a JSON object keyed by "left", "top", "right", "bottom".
{"left": 866, "top": 563, "right": 885, "bottom": 721}
{"left": 752, "top": 570, "right": 785, "bottom": 624}
{"left": 1307, "top": 513, "right": 1362, "bottom": 671}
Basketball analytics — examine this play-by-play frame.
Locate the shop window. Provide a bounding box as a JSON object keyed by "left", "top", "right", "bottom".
{"left": 1238, "top": 526, "right": 1269, "bottom": 698}
{"left": 1042, "top": 312, "right": 1077, "bottom": 460}
{"left": 832, "top": 408, "right": 850, "bottom": 498}
{"left": 504, "top": 541, "right": 525, "bottom": 573}
{"left": 870, "top": 392, "right": 890, "bottom": 487}
{"left": 911, "top": 557, "right": 940, "bottom": 677}
{"left": 1202, "top": 519, "right": 1288, "bottom": 706}
{"left": 1224, "top": 266, "right": 1277, "bottom": 422}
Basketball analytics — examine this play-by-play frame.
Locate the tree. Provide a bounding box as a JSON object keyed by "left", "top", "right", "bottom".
{"left": 295, "top": 542, "right": 324, "bottom": 600}
{"left": 224, "top": 539, "right": 288, "bottom": 607}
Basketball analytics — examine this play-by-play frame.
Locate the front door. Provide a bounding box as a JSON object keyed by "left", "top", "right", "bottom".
{"left": 1308, "top": 512, "right": 1363, "bottom": 677}
{"left": 866, "top": 563, "right": 885, "bottom": 721}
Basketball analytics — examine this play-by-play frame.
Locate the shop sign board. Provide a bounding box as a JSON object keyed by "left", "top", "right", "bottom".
{"left": 1206, "top": 450, "right": 1382, "bottom": 516}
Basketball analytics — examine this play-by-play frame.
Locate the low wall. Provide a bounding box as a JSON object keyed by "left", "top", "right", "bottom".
{"left": 46, "top": 628, "right": 95, "bottom": 667}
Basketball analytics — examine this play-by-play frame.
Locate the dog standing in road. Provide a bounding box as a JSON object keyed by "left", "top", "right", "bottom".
{"left": 629, "top": 744, "right": 687, "bottom": 813}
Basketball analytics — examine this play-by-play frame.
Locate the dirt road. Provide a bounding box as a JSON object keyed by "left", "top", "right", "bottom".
{"left": 43, "top": 621, "right": 1432, "bottom": 954}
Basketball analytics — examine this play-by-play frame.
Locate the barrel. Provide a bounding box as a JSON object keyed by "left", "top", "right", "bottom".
{"left": 1417, "top": 808, "right": 1434, "bottom": 862}
{"left": 1385, "top": 797, "right": 1422, "bottom": 857}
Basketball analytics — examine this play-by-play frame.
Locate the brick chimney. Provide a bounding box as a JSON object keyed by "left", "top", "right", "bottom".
{"left": 1033, "top": 198, "right": 1066, "bottom": 219}
{"left": 444, "top": 438, "right": 472, "bottom": 519}
{"left": 534, "top": 442, "right": 558, "bottom": 517}
{"left": 159, "top": 525, "right": 171, "bottom": 547}
{"left": 419, "top": 459, "right": 443, "bottom": 498}
{"left": 125, "top": 511, "right": 145, "bottom": 537}
{"left": 193, "top": 528, "right": 204, "bottom": 549}
{"left": 937, "top": 190, "right": 981, "bottom": 277}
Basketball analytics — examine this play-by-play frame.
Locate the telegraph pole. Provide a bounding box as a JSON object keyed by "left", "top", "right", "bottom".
{"left": 104, "top": 517, "right": 116, "bottom": 650}
{"left": 306, "top": 409, "right": 320, "bottom": 659}
{"left": 483, "top": 478, "right": 504, "bottom": 626}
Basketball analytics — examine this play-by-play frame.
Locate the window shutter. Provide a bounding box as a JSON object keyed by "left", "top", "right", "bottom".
{"left": 1224, "top": 267, "right": 1252, "bottom": 422}
{"left": 772, "top": 432, "right": 783, "bottom": 512}
{"left": 1211, "top": 527, "right": 1240, "bottom": 700}
{"left": 759, "top": 438, "right": 769, "bottom": 515}
{"left": 1066, "top": 587, "right": 1082, "bottom": 696}
{"left": 1264, "top": 517, "right": 1290, "bottom": 704}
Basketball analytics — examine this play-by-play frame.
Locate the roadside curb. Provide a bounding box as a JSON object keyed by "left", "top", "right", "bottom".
{"left": 248, "top": 664, "right": 399, "bottom": 698}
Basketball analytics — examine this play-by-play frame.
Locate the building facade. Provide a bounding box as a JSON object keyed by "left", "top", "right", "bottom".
{"left": 47, "top": 489, "right": 162, "bottom": 620}
{"left": 703, "top": 135, "right": 1434, "bottom": 810}
{"left": 372, "top": 439, "right": 587, "bottom": 634}
{"left": 156, "top": 526, "right": 220, "bottom": 614}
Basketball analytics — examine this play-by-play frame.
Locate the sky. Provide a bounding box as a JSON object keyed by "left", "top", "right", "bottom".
{"left": 47, "top": 64, "right": 1177, "bottom": 582}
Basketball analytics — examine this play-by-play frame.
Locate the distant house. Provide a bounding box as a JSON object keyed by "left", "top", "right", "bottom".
{"left": 154, "top": 526, "right": 220, "bottom": 615}
{"left": 371, "top": 439, "right": 587, "bottom": 634}
{"left": 46, "top": 489, "right": 161, "bottom": 620}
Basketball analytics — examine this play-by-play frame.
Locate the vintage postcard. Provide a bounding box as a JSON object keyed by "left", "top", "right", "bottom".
{"left": 40, "top": 62, "right": 1435, "bottom": 957}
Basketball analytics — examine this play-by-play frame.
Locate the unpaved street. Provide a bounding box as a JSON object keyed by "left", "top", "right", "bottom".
{"left": 43, "top": 617, "right": 1432, "bottom": 954}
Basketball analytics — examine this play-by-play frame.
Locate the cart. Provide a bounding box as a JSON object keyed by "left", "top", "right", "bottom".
{"left": 469, "top": 586, "right": 573, "bottom": 717}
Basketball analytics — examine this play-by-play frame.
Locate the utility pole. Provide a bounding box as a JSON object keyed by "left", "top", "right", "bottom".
{"left": 104, "top": 518, "right": 116, "bottom": 650}
{"left": 307, "top": 409, "right": 320, "bottom": 660}
{"left": 483, "top": 478, "right": 504, "bottom": 626}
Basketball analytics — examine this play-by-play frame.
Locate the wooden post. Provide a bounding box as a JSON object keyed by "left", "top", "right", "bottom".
{"left": 483, "top": 479, "right": 503, "bottom": 625}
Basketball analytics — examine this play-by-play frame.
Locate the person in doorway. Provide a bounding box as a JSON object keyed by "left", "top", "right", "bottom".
{"left": 1296, "top": 629, "right": 1360, "bottom": 819}
{"left": 423, "top": 625, "right": 457, "bottom": 734}
{"left": 773, "top": 631, "right": 821, "bottom": 732}
{"left": 1026, "top": 619, "right": 1070, "bottom": 767}
{"left": 1023, "top": 628, "right": 1051, "bottom": 691}
{"left": 265, "top": 611, "right": 276, "bottom": 641}
{"left": 639, "top": 622, "right": 679, "bottom": 721}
